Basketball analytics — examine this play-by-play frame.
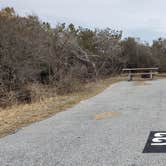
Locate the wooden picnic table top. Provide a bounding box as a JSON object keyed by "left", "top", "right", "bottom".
{"left": 122, "top": 68, "right": 159, "bottom": 71}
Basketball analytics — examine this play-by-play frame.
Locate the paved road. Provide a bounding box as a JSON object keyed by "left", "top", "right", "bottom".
{"left": 1, "top": 79, "right": 166, "bottom": 166}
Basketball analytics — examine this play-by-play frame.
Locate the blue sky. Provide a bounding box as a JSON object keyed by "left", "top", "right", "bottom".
{"left": 1, "top": 0, "right": 166, "bottom": 43}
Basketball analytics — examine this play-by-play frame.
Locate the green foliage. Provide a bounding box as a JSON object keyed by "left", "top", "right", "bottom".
{"left": 78, "top": 28, "right": 96, "bottom": 52}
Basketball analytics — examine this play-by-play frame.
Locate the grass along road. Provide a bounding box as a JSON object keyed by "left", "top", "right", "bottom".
{"left": 0, "top": 77, "right": 122, "bottom": 138}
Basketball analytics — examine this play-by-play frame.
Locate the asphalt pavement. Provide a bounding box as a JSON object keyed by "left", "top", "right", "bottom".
{"left": 1, "top": 79, "right": 166, "bottom": 166}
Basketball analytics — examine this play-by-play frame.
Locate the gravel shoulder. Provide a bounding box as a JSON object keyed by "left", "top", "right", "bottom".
{"left": 1, "top": 79, "right": 166, "bottom": 166}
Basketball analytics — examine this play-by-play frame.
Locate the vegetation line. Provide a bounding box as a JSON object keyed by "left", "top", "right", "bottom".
{"left": 0, "top": 7, "right": 165, "bottom": 108}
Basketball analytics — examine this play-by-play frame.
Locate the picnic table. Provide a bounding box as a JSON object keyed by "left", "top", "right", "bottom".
{"left": 122, "top": 68, "right": 159, "bottom": 81}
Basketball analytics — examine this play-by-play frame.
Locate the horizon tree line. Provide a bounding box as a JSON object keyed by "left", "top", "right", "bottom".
{"left": 0, "top": 7, "right": 166, "bottom": 107}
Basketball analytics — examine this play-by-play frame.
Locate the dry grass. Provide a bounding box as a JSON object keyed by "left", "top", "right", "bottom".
{"left": 157, "top": 73, "right": 166, "bottom": 78}
{"left": 0, "top": 77, "right": 123, "bottom": 138}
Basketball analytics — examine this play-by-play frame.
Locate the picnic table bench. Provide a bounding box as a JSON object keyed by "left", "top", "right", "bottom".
{"left": 122, "top": 68, "right": 159, "bottom": 81}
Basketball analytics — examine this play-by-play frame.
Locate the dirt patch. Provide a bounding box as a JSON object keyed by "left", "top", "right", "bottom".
{"left": 133, "top": 81, "right": 151, "bottom": 86}
{"left": 158, "top": 73, "right": 166, "bottom": 77}
{"left": 94, "top": 112, "right": 121, "bottom": 120}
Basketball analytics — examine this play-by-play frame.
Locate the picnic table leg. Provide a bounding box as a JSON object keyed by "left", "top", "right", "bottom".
{"left": 128, "top": 71, "right": 132, "bottom": 81}
{"left": 150, "top": 70, "right": 153, "bottom": 80}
